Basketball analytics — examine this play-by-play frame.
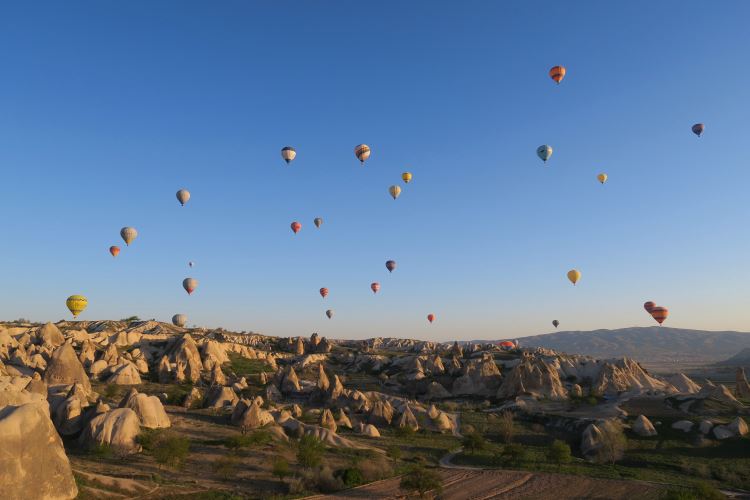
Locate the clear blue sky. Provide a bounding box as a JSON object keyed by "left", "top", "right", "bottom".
{"left": 1, "top": 1, "right": 749, "bottom": 340}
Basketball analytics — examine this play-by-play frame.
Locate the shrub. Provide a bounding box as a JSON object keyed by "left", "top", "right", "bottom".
{"left": 103, "top": 384, "right": 119, "bottom": 399}
{"left": 395, "top": 425, "right": 416, "bottom": 439}
{"left": 312, "top": 465, "right": 344, "bottom": 493}
{"left": 386, "top": 444, "right": 402, "bottom": 463}
{"left": 141, "top": 430, "right": 190, "bottom": 469}
{"left": 212, "top": 455, "right": 239, "bottom": 480}
{"left": 399, "top": 465, "right": 443, "bottom": 498}
{"left": 337, "top": 467, "right": 364, "bottom": 487}
{"left": 272, "top": 457, "right": 289, "bottom": 482}
{"left": 358, "top": 456, "right": 393, "bottom": 482}
{"left": 225, "top": 430, "right": 272, "bottom": 450}
{"left": 547, "top": 439, "right": 572, "bottom": 469}
{"left": 297, "top": 435, "right": 325, "bottom": 469}
{"left": 593, "top": 420, "right": 627, "bottom": 465}
{"left": 462, "top": 432, "right": 487, "bottom": 455}
{"left": 496, "top": 411, "right": 515, "bottom": 444}
{"left": 88, "top": 443, "right": 113, "bottom": 459}
{"left": 493, "top": 443, "right": 527, "bottom": 467}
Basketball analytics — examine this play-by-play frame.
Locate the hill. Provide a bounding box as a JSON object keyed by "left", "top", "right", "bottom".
{"left": 514, "top": 327, "right": 750, "bottom": 367}
{"left": 718, "top": 347, "right": 750, "bottom": 367}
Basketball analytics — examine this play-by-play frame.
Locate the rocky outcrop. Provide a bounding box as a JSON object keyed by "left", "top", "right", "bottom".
{"left": 591, "top": 358, "right": 673, "bottom": 396}
{"left": 0, "top": 402, "right": 78, "bottom": 500}
{"left": 119, "top": 389, "right": 170, "bottom": 429}
{"left": 336, "top": 409, "right": 352, "bottom": 429}
{"left": 497, "top": 358, "right": 566, "bottom": 400}
{"left": 44, "top": 343, "right": 91, "bottom": 392}
{"left": 106, "top": 363, "right": 142, "bottom": 385}
{"left": 664, "top": 373, "right": 701, "bottom": 394}
{"left": 452, "top": 355, "right": 502, "bottom": 396}
{"left": 396, "top": 405, "right": 419, "bottom": 430}
{"left": 369, "top": 400, "right": 394, "bottom": 426}
{"left": 204, "top": 385, "right": 238, "bottom": 409}
{"left": 713, "top": 417, "right": 748, "bottom": 440}
{"left": 36, "top": 322, "right": 65, "bottom": 347}
{"left": 424, "top": 381, "right": 451, "bottom": 399}
{"left": 79, "top": 408, "right": 142, "bottom": 454}
{"left": 320, "top": 408, "right": 337, "bottom": 432}
{"left": 233, "top": 399, "right": 274, "bottom": 430}
{"left": 361, "top": 423, "right": 380, "bottom": 437}
{"left": 735, "top": 368, "right": 750, "bottom": 399}
{"left": 672, "top": 420, "right": 693, "bottom": 432}
{"left": 632, "top": 415, "right": 657, "bottom": 437}
{"left": 281, "top": 367, "right": 301, "bottom": 393}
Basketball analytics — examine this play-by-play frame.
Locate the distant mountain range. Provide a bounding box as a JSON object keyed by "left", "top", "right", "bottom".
{"left": 495, "top": 327, "right": 750, "bottom": 366}
{"left": 717, "top": 347, "right": 750, "bottom": 367}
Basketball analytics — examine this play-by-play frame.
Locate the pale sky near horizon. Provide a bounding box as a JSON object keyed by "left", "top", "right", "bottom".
{"left": 1, "top": 2, "right": 750, "bottom": 341}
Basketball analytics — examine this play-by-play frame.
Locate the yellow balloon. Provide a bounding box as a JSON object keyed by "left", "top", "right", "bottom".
{"left": 389, "top": 185, "right": 401, "bottom": 200}
{"left": 567, "top": 269, "right": 581, "bottom": 286}
{"left": 402, "top": 172, "right": 412, "bottom": 183}
{"left": 597, "top": 173, "right": 608, "bottom": 184}
{"left": 66, "top": 295, "right": 88, "bottom": 318}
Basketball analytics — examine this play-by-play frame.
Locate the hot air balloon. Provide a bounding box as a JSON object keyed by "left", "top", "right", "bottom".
{"left": 120, "top": 227, "right": 138, "bottom": 246}
{"left": 109, "top": 246, "right": 120, "bottom": 257}
{"left": 500, "top": 340, "right": 514, "bottom": 349}
{"left": 651, "top": 306, "right": 669, "bottom": 325}
{"left": 319, "top": 287, "right": 329, "bottom": 298}
{"left": 537, "top": 145, "right": 553, "bottom": 162}
{"left": 427, "top": 313, "right": 435, "bottom": 323}
{"left": 189, "top": 261, "right": 194, "bottom": 268}
{"left": 597, "top": 173, "right": 608, "bottom": 184}
{"left": 172, "top": 314, "right": 187, "bottom": 327}
{"left": 326, "top": 309, "right": 334, "bottom": 319}
{"left": 692, "top": 123, "right": 705, "bottom": 137}
{"left": 385, "top": 260, "right": 396, "bottom": 273}
{"left": 549, "top": 65, "right": 566, "bottom": 84}
{"left": 183, "top": 278, "right": 198, "bottom": 295}
{"left": 567, "top": 269, "right": 581, "bottom": 286}
{"left": 355, "top": 144, "right": 371, "bottom": 164}
{"left": 176, "top": 189, "right": 190, "bottom": 206}
{"left": 643, "top": 301, "right": 656, "bottom": 314}
{"left": 281, "top": 146, "right": 297, "bottom": 164}
{"left": 314, "top": 217, "right": 323, "bottom": 228}
{"left": 291, "top": 221, "right": 302, "bottom": 234}
{"left": 402, "top": 172, "right": 412, "bottom": 183}
{"left": 552, "top": 320, "right": 560, "bottom": 328}
{"left": 389, "top": 185, "right": 401, "bottom": 200}
{"left": 66, "top": 295, "right": 88, "bottom": 318}
{"left": 371, "top": 282, "right": 380, "bottom": 294}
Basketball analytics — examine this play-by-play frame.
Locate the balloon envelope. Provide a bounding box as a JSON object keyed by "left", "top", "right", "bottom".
{"left": 120, "top": 227, "right": 138, "bottom": 246}
{"left": 354, "top": 144, "right": 371, "bottom": 164}
{"left": 172, "top": 314, "right": 187, "bottom": 327}
{"left": 109, "top": 246, "right": 120, "bottom": 257}
{"left": 66, "top": 295, "right": 88, "bottom": 318}
{"left": 176, "top": 189, "right": 190, "bottom": 206}
{"left": 597, "top": 173, "right": 608, "bottom": 184}
{"left": 183, "top": 278, "right": 198, "bottom": 295}
{"left": 537, "top": 145, "right": 553, "bottom": 162}
{"left": 189, "top": 261, "right": 194, "bottom": 268}
{"left": 427, "top": 313, "right": 435, "bottom": 323}
{"left": 500, "top": 340, "right": 514, "bottom": 348}
{"left": 567, "top": 269, "right": 581, "bottom": 285}
{"left": 385, "top": 260, "right": 396, "bottom": 273}
{"left": 651, "top": 306, "right": 669, "bottom": 325}
{"left": 319, "top": 287, "right": 329, "bottom": 298}
{"left": 549, "top": 65, "right": 566, "bottom": 83}
{"left": 692, "top": 123, "right": 705, "bottom": 137}
{"left": 371, "top": 282, "right": 380, "bottom": 294}
{"left": 402, "top": 172, "right": 412, "bottom": 183}
{"left": 291, "top": 221, "right": 302, "bottom": 234}
{"left": 326, "top": 309, "right": 334, "bottom": 319}
{"left": 389, "top": 185, "right": 401, "bottom": 200}
{"left": 643, "top": 301, "right": 657, "bottom": 314}
{"left": 552, "top": 320, "right": 559, "bottom": 328}
{"left": 314, "top": 217, "right": 323, "bottom": 228}
{"left": 281, "top": 146, "right": 297, "bottom": 163}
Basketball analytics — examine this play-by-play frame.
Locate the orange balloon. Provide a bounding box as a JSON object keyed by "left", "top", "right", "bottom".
{"left": 650, "top": 306, "right": 669, "bottom": 325}
{"left": 427, "top": 313, "right": 435, "bottom": 323}
{"left": 549, "top": 65, "right": 566, "bottom": 84}
{"left": 371, "top": 282, "right": 380, "bottom": 294}
{"left": 290, "top": 221, "right": 302, "bottom": 234}
{"left": 319, "top": 287, "right": 329, "bottom": 298}
{"left": 109, "top": 246, "right": 120, "bottom": 257}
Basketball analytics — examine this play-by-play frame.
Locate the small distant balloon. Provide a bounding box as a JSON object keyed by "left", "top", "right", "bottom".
{"left": 549, "top": 65, "right": 566, "bottom": 84}
{"left": 183, "top": 278, "right": 198, "bottom": 295}
{"left": 66, "top": 295, "right": 88, "bottom": 318}
{"left": 537, "top": 145, "right": 553, "bottom": 162}
{"left": 109, "top": 246, "right": 120, "bottom": 257}
{"left": 597, "top": 173, "right": 608, "bottom": 184}
{"left": 281, "top": 146, "right": 297, "bottom": 164}
{"left": 691, "top": 123, "right": 705, "bottom": 137}
{"left": 552, "top": 320, "right": 559, "bottom": 328}
{"left": 291, "top": 221, "right": 302, "bottom": 234}
{"left": 355, "top": 144, "right": 371, "bottom": 164}
{"left": 402, "top": 172, "right": 412, "bottom": 183}
{"left": 371, "top": 282, "right": 380, "bottom": 294}
{"left": 176, "top": 189, "right": 190, "bottom": 206}
{"left": 385, "top": 260, "right": 396, "bottom": 273}
{"left": 389, "top": 185, "right": 401, "bottom": 200}
{"left": 319, "top": 287, "right": 329, "bottom": 298}
{"left": 189, "top": 261, "right": 194, "bottom": 268}
{"left": 314, "top": 217, "right": 323, "bottom": 228}
{"left": 326, "top": 309, "right": 334, "bottom": 319}
{"left": 120, "top": 227, "right": 138, "bottom": 246}
{"left": 643, "top": 301, "right": 656, "bottom": 314}
{"left": 651, "top": 306, "right": 669, "bottom": 325}
{"left": 567, "top": 269, "right": 581, "bottom": 286}
{"left": 172, "top": 314, "right": 187, "bottom": 327}
{"left": 427, "top": 313, "right": 435, "bottom": 323}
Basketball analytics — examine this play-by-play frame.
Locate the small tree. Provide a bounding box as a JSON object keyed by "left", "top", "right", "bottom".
{"left": 386, "top": 444, "right": 402, "bottom": 463}
{"left": 547, "top": 439, "right": 572, "bottom": 470}
{"left": 399, "top": 465, "right": 443, "bottom": 498}
{"left": 297, "top": 434, "right": 325, "bottom": 469}
{"left": 120, "top": 316, "right": 141, "bottom": 323}
{"left": 462, "top": 432, "right": 487, "bottom": 455}
{"left": 496, "top": 411, "right": 515, "bottom": 444}
{"left": 146, "top": 431, "right": 191, "bottom": 469}
{"left": 594, "top": 420, "right": 627, "bottom": 465}
{"left": 493, "top": 443, "right": 527, "bottom": 467}
{"left": 272, "top": 457, "right": 289, "bottom": 482}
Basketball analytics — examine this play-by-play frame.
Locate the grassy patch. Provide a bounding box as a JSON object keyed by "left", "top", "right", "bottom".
{"left": 227, "top": 353, "right": 272, "bottom": 377}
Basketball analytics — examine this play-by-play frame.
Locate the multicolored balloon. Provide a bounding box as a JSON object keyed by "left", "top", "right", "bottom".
{"left": 643, "top": 301, "right": 656, "bottom": 314}
{"left": 651, "top": 306, "right": 669, "bottom": 325}
{"left": 500, "top": 340, "right": 514, "bottom": 349}
{"left": 537, "top": 145, "right": 553, "bottom": 162}
{"left": 66, "top": 295, "right": 88, "bottom": 318}
{"left": 355, "top": 144, "right": 371, "bottom": 164}
{"left": 597, "top": 173, "right": 608, "bottom": 184}
{"left": 691, "top": 123, "right": 705, "bottom": 137}
{"left": 291, "top": 221, "right": 302, "bottom": 234}
{"left": 567, "top": 269, "right": 581, "bottom": 286}
{"left": 427, "top": 313, "right": 435, "bottom": 323}
{"left": 319, "top": 287, "right": 329, "bottom": 298}
{"left": 172, "top": 314, "right": 187, "bottom": 327}
{"left": 176, "top": 189, "right": 190, "bottom": 206}
{"left": 109, "top": 246, "right": 120, "bottom": 257}
{"left": 183, "top": 278, "right": 198, "bottom": 295}
{"left": 314, "top": 217, "right": 323, "bottom": 228}
{"left": 549, "top": 65, "right": 566, "bottom": 84}
{"left": 389, "top": 185, "right": 401, "bottom": 200}
{"left": 385, "top": 260, "right": 396, "bottom": 273}
{"left": 371, "top": 282, "right": 380, "bottom": 294}
{"left": 281, "top": 146, "right": 297, "bottom": 164}
{"left": 402, "top": 172, "right": 412, "bottom": 183}
{"left": 120, "top": 227, "right": 138, "bottom": 246}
